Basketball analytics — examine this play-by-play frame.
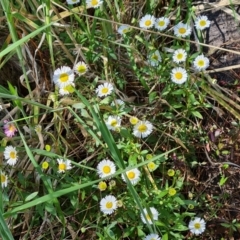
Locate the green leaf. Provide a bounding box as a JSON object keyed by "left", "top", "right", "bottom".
{"left": 191, "top": 111, "right": 203, "bottom": 119}
{"left": 156, "top": 221, "right": 167, "bottom": 227}
{"left": 162, "top": 112, "right": 174, "bottom": 119}
{"left": 172, "top": 89, "right": 184, "bottom": 95}
{"left": 157, "top": 190, "right": 168, "bottom": 198}
{"left": 72, "top": 102, "right": 85, "bottom": 109}
{"left": 109, "top": 52, "right": 117, "bottom": 60}
{"left": 174, "top": 196, "right": 185, "bottom": 205}
{"left": 221, "top": 150, "right": 230, "bottom": 155}
{"left": 234, "top": 223, "right": 240, "bottom": 228}
{"left": 172, "top": 103, "right": 183, "bottom": 109}
{"left": 129, "top": 154, "right": 138, "bottom": 166}
{"left": 119, "top": 128, "right": 132, "bottom": 139}
{"left": 0, "top": 85, "right": 11, "bottom": 94}
{"left": 25, "top": 192, "right": 38, "bottom": 202}
{"left": 221, "top": 223, "right": 230, "bottom": 228}
{"left": 189, "top": 93, "right": 200, "bottom": 105}
{"left": 162, "top": 233, "right": 168, "bottom": 240}
{"left": 123, "top": 227, "right": 134, "bottom": 238}
{"left": 7, "top": 81, "right": 23, "bottom": 109}
{"left": 45, "top": 202, "right": 56, "bottom": 215}
{"left": 81, "top": 108, "right": 91, "bottom": 118}
{"left": 173, "top": 224, "right": 189, "bottom": 231}
{"left": 219, "top": 176, "right": 228, "bottom": 186}
{"left": 137, "top": 226, "right": 145, "bottom": 237}
{"left": 149, "top": 91, "right": 157, "bottom": 103}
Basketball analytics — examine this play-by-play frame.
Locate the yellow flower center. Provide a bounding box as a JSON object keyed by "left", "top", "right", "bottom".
{"left": 10, "top": 151, "right": 16, "bottom": 159}
{"left": 98, "top": 181, "right": 107, "bottom": 191}
{"left": 59, "top": 163, "right": 66, "bottom": 171}
{"left": 127, "top": 171, "right": 135, "bottom": 179}
{"left": 110, "top": 119, "right": 118, "bottom": 127}
{"left": 167, "top": 169, "right": 175, "bottom": 177}
{"left": 146, "top": 214, "right": 151, "bottom": 220}
{"left": 130, "top": 117, "right": 138, "bottom": 125}
{"left": 199, "top": 20, "right": 206, "bottom": 27}
{"left": 123, "top": 28, "right": 128, "bottom": 33}
{"left": 106, "top": 201, "right": 113, "bottom": 209}
{"left": 1, "top": 174, "right": 6, "bottom": 183}
{"left": 9, "top": 125, "right": 16, "bottom": 132}
{"left": 177, "top": 53, "right": 183, "bottom": 59}
{"left": 148, "top": 162, "right": 156, "bottom": 170}
{"left": 91, "top": 0, "right": 98, "bottom": 6}
{"left": 101, "top": 87, "right": 109, "bottom": 94}
{"left": 179, "top": 28, "right": 186, "bottom": 34}
{"left": 103, "top": 165, "right": 111, "bottom": 174}
{"left": 42, "top": 161, "right": 49, "bottom": 169}
{"left": 45, "top": 145, "right": 51, "bottom": 151}
{"left": 169, "top": 188, "right": 176, "bottom": 196}
{"left": 138, "top": 124, "right": 147, "bottom": 133}
{"left": 158, "top": 20, "right": 165, "bottom": 26}
{"left": 59, "top": 73, "right": 69, "bottom": 83}
{"left": 151, "top": 54, "right": 158, "bottom": 61}
{"left": 145, "top": 20, "right": 152, "bottom": 26}
{"left": 198, "top": 60, "right": 205, "bottom": 67}
{"left": 194, "top": 222, "right": 201, "bottom": 229}
{"left": 77, "top": 65, "right": 87, "bottom": 74}
{"left": 175, "top": 72, "right": 183, "bottom": 80}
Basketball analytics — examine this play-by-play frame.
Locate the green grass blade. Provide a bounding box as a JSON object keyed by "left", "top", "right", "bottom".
{"left": 0, "top": 23, "right": 52, "bottom": 58}
{"left": 0, "top": 209, "right": 14, "bottom": 240}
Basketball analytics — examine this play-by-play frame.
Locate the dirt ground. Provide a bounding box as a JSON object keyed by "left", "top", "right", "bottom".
{"left": 192, "top": 1, "right": 240, "bottom": 239}
{"left": 203, "top": 0, "right": 240, "bottom": 82}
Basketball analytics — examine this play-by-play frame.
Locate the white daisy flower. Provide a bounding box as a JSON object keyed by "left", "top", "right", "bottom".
{"left": 96, "top": 82, "right": 114, "bottom": 98}
{"left": 188, "top": 217, "right": 206, "bottom": 235}
{"left": 195, "top": 15, "right": 210, "bottom": 30}
{"left": 141, "top": 207, "right": 159, "bottom": 224}
{"left": 66, "top": 0, "right": 80, "bottom": 4}
{"left": 53, "top": 66, "right": 74, "bottom": 88}
{"left": 173, "top": 22, "right": 191, "bottom": 38}
{"left": 139, "top": 14, "right": 155, "bottom": 29}
{"left": 117, "top": 25, "right": 131, "bottom": 35}
{"left": 57, "top": 159, "right": 72, "bottom": 173}
{"left": 1, "top": 172, "right": 8, "bottom": 188}
{"left": 111, "top": 99, "right": 125, "bottom": 107}
{"left": 86, "top": 0, "right": 103, "bottom": 8}
{"left": 172, "top": 49, "right": 187, "bottom": 63}
{"left": 148, "top": 50, "right": 162, "bottom": 67}
{"left": 155, "top": 16, "right": 170, "bottom": 31}
{"left": 59, "top": 83, "right": 75, "bottom": 95}
{"left": 171, "top": 67, "right": 188, "bottom": 84}
{"left": 4, "top": 146, "right": 18, "bottom": 166}
{"left": 144, "top": 233, "right": 161, "bottom": 240}
{"left": 74, "top": 61, "right": 88, "bottom": 76}
{"left": 100, "top": 195, "right": 118, "bottom": 215}
{"left": 133, "top": 120, "right": 153, "bottom": 138}
{"left": 105, "top": 115, "right": 121, "bottom": 131}
{"left": 193, "top": 54, "right": 209, "bottom": 71}
{"left": 97, "top": 159, "right": 116, "bottom": 178}
{"left": 122, "top": 168, "right": 141, "bottom": 185}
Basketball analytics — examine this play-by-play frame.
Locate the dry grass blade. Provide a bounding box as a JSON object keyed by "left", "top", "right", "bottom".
{"left": 201, "top": 84, "right": 240, "bottom": 120}
{"left": 206, "top": 64, "right": 240, "bottom": 73}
